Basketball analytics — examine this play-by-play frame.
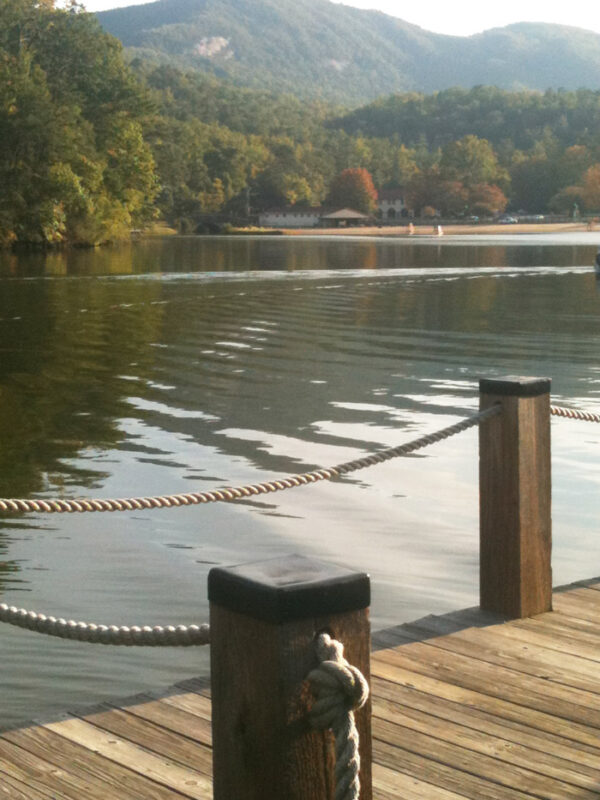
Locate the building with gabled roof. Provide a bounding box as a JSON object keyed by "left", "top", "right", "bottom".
{"left": 377, "top": 188, "right": 407, "bottom": 219}
{"left": 258, "top": 206, "right": 370, "bottom": 229}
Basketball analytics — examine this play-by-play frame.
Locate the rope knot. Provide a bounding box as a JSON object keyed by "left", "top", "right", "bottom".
{"left": 308, "top": 632, "right": 369, "bottom": 800}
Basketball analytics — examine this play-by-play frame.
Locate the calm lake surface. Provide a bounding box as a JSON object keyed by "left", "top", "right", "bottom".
{"left": 2, "top": 232, "right": 600, "bottom": 729}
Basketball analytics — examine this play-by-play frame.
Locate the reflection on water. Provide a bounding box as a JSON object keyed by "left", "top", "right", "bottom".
{"left": 1, "top": 232, "right": 600, "bottom": 277}
{"left": 1, "top": 233, "right": 600, "bottom": 729}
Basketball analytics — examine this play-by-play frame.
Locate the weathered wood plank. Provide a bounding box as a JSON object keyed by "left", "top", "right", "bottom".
{"left": 42, "top": 715, "right": 212, "bottom": 799}
{"left": 69, "top": 703, "right": 213, "bottom": 775}
{"left": 371, "top": 675, "right": 600, "bottom": 768}
{"left": 3, "top": 724, "right": 186, "bottom": 800}
{"left": 512, "top": 612, "right": 600, "bottom": 643}
{"left": 401, "top": 618, "right": 600, "bottom": 693}
{"left": 553, "top": 590, "right": 600, "bottom": 621}
{"left": 450, "top": 610, "right": 600, "bottom": 660}
{"left": 372, "top": 695, "right": 600, "bottom": 794}
{"left": 374, "top": 640, "right": 600, "bottom": 726}
{"left": 474, "top": 618, "right": 600, "bottom": 662}
{"left": 373, "top": 738, "right": 538, "bottom": 800}
{"left": 157, "top": 689, "right": 213, "bottom": 722}
{"left": 0, "top": 768, "right": 58, "bottom": 800}
{"left": 105, "top": 693, "right": 213, "bottom": 747}
{"left": 375, "top": 715, "right": 600, "bottom": 800}
{"left": 0, "top": 736, "right": 86, "bottom": 800}
{"left": 561, "top": 586, "right": 600, "bottom": 605}
{"left": 370, "top": 666, "right": 600, "bottom": 754}
{"left": 372, "top": 762, "right": 470, "bottom": 799}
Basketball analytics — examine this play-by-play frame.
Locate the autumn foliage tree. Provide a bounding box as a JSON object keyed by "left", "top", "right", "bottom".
{"left": 468, "top": 183, "right": 508, "bottom": 216}
{"left": 326, "top": 167, "right": 378, "bottom": 214}
{"left": 580, "top": 165, "right": 600, "bottom": 212}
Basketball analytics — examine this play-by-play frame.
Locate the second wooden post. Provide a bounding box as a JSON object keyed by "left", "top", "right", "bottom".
{"left": 479, "top": 376, "right": 552, "bottom": 618}
{"left": 209, "top": 553, "right": 372, "bottom": 800}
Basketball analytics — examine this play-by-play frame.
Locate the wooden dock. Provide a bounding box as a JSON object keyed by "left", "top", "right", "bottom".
{"left": 2, "top": 577, "right": 600, "bottom": 800}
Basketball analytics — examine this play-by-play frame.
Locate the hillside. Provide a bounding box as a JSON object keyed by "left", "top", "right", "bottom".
{"left": 330, "top": 85, "right": 600, "bottom": 151}
{"left": 96, "top": 0, "right": 600, "bottom": 104}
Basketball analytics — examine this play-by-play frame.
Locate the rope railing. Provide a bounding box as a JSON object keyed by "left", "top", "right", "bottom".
{"left": 551, "top": 405, "right": 600, "bottom": 423}
{"left": 0, "top": 405, "right": 500, "bottom": 515}
{"left": 5, "top": 400, "right": 597, "bottom": 648}
{"left": 0, "top": 603, "right": 210, "bottom": 646}
{"left": 0, "top": 406, "right": 499, "bottom": 646}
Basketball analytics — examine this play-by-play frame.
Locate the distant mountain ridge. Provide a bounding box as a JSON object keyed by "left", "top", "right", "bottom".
{"left": 96, "top": 0, "right": 600, "bottom": 104}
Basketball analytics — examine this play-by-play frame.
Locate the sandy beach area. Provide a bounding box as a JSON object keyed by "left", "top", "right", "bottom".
{"left": 278, "top": 221, "right": 597, "bottom": 237}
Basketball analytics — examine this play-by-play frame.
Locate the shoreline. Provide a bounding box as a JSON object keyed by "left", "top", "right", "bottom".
{"left": 275, "top": 221, "right": 597, "bottom": 237}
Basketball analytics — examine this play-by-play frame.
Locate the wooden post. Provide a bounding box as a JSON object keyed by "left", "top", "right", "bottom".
{"left": 479, "top": 377, "right": 552, "bottom": 618}
{"left": 209, "top": 553, "right": 372, "bottom": 800}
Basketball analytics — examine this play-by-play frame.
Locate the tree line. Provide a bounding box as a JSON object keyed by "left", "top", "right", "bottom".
{"left": 3, "top": 1, "right": 600, "bottom": 246}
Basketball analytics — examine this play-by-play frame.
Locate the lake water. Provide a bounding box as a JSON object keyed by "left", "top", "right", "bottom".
{"left": 2, "top": 232, "right": 600, "bottom": 730}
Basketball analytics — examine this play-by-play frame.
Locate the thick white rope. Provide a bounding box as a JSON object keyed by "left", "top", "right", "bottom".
{"left": 551, "top": 405, "right": 600, "bottom": 423}
{"left": 0, "top": 603, "right": 210, "bottom": 646}
{"left": 0, "top": 406, "right": 500, "bottom": 514}
{"left": 309, "top": 632, "right": 369, "bottom": 800}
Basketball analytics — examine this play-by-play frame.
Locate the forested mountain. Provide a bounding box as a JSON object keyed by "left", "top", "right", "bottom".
{"left": 96, "top": 0, "right": 600, "bottom": 104}
{"left": 5, "top": 0, "right": 600, "bottom": 247}
{"left": 331, "top": 86, "right": 600, "bottom": 152}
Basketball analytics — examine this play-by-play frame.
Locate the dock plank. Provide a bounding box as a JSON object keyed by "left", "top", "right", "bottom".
{"left": 0, "top": 772, "right": 55, "bottom": 800}
{"left": 373, "top": 697, "right": 600, "bottom": 795}
{"left": 403, "top": 616, "right": 600, "bottom": 692}
{"left": 106, "top": 693, "right": 213, "bottom": 746}
{"left": 373, "top": 739, "right": 537, "bottom": 800}
{"left": 2, "top": 579, "right": 600, "bottom": 799}
{"left": 372, "top": 677, "right": 600, "bottom": 770}
{"left": 372, "top": 669, "right": 600, "bottom": 755}
{"left": 42, "top": 715, "right": 212, "bottom": 798}
{"left": 68, "top": 703, "right": 213, "bottom": 775}
{"left": 3, "top": 725, "right": 185, "bottom": 800}
{"left": 374, "top": 638, "right": 600, "bottom": 725}
{"left": 511, "top": 613, "right": 600, "bottom": 646}
{"left": 372, "top": 763, "right": 470, "bottom": 799}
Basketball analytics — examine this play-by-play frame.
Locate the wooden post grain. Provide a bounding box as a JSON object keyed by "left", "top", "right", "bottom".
{"left": 209, "top": 554, "right": 372, "bottom": 800}
{"left": 479, "top": 377, "right": 552, "bottom": 618}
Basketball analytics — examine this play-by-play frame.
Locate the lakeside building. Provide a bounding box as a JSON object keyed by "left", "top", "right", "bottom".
{"left": 258, "top": 206, "right": 370, "bottom": 228}
{"left": 258, "top": 207, "right": 323, "bottom": 228}
{"left": 377, "top": 188, "right": 407, "bottom": 220}
{"left": 258, "top": 190, "right": 407, "bottom": 229}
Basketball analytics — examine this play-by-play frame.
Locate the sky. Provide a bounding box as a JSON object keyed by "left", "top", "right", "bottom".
{"left": 82, "top": 0, "right": 600, "bottom": 37}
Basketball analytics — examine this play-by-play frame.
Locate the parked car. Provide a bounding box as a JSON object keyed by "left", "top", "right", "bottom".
{"left": 519, "top": 214, "right": 545, "bottom": 222}
{"left": 498, "top": 215, "right": 518, "bottom": 224}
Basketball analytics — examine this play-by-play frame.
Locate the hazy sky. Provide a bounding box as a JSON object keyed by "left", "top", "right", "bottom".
{"left": 83, "top": 0, "right": 600, "bottom": 36}
{"left": 330, "top": 1, "right": 600, "bottom": 36}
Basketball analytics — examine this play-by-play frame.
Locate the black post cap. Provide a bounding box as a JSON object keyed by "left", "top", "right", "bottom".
{"left": 208, "top": 553, "right": 370, "bottom": 624}
{"left": 479, "top": 376, "right": 551, "bottom": 398}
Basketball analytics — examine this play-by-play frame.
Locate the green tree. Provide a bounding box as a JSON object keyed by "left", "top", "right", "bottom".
{"left": 548, "top": 185, "right": 585, "bottom": 214}
{"left": 0, "top": 0, "right": 157, "bottom": 245}
{"left": 440, "top": 135, "right": 508, "bottom": 189}
{"left": 510, "top": 155, "right": 559, "bottom": 212}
